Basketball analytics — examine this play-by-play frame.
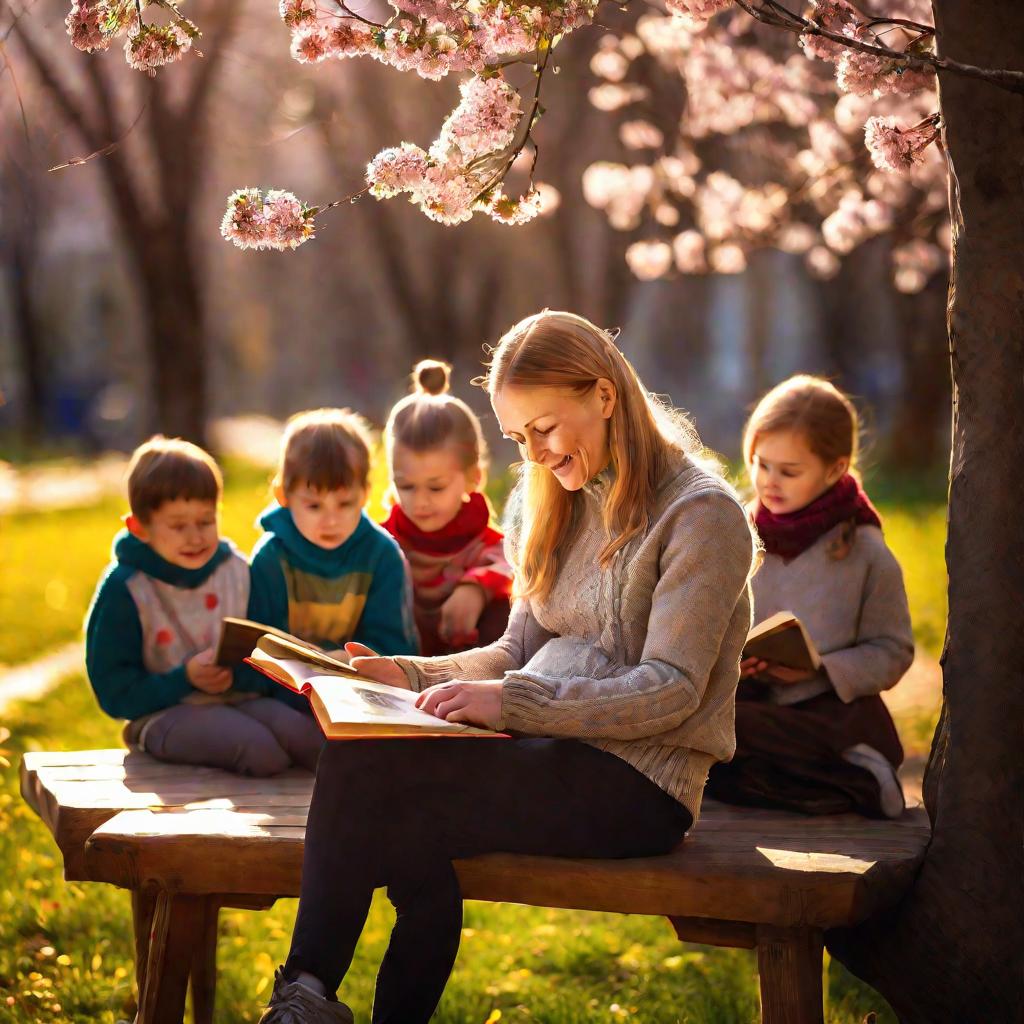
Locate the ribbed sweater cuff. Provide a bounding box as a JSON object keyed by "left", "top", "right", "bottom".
{"left": 393, "top": 656, "right": 460, "bottom": 694}
{"left": 500, "top": 675, "right": 556, "bottom": 733}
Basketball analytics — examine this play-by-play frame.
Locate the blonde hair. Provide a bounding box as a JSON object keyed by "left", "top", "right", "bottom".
{"left": 743, "top": 375, "right": 859, "bottom": 471}
{"left": 127, "top": 436, "right": 222, "bottom": 522}
{"left": 478, "top": 309, "right": 706, "bottom": 602}
{"left": 275, "top": 408, "right": 373, "bottom": 494}
{"left": 385, "top": 359, "right": 488, "bottom": 477}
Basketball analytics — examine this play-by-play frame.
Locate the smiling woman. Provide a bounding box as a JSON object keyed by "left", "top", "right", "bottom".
{"left": 257, "top": 311, "right": 759, "bottom": 1024}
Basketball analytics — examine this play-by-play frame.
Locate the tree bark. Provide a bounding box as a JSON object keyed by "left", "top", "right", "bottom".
{"left": 827, "top": 3, "right": 1024, "bottom": 1020}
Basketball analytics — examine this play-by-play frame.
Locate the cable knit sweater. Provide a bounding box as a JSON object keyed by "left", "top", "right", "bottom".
{"left": 395, "top": 450, "right": 757, "bottom": 822}
{"left": 750, "top": 522, "right": 915, "bottom": 707}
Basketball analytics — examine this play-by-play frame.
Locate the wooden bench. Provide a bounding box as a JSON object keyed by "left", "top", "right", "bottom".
{"left": 20, "top": 750, "right": 930, "bottom": 1024}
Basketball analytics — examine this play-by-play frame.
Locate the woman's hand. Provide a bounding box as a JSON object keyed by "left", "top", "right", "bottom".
{"left": 345, "top": 642, "right": 413, "bottom": 690}
{"left": 439, "top": 584, "right": 487, "bottom": 645}
{"left": 415, "top": 680, "right": 503, "bottom": 728}
{"left": 742, "top": 657, "right": 816, "bottom": 685}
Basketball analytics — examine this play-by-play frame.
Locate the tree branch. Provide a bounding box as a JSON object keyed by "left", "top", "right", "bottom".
{"left": 732, "top": 0, "right": 1024, "bottom": 97}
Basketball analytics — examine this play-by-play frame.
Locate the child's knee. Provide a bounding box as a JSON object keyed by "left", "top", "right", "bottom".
{"left": 238, "top": 740, "right": 291, "bottom": 777}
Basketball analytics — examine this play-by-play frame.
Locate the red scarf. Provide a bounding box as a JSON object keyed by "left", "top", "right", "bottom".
{"left": 382, "top": 492, "right": 496, "bottom": 556}
{"left": 752, "top": 473, "right": 882, "bottom": 561}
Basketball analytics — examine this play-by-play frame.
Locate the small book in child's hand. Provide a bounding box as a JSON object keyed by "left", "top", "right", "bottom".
{"left": 214, "top": 617, "right": 329, "bottom": 667}
{"left": 245, "top": 634, "right": 509, "bottom": 740}
{"left": 742, "top": 611, "right": 822, "bottom": 673}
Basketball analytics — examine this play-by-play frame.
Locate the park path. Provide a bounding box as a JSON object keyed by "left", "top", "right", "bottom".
{"left": 0, "top": 415, "right": 282, "bottom": 515}
{"left": 0, "top": 643, "right": 85, "bottom": 716}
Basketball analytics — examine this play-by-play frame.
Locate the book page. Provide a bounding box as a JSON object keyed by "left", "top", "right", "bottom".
{"left": 307, "top": 677, "right": 482, "bottom": 732}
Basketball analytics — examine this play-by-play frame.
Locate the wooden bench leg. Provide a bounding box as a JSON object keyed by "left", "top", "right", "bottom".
{"left": 189, "top": 897, "right": 221, "bottom": 1024}
{"left": 137, "top": 892, "right": 206, "bottom": 1024}
{"left": 132, "top": 887, "right": 159, "bottom": 1008}
{"left": 756, "top": 926, "right": 824, "bottom": 1024}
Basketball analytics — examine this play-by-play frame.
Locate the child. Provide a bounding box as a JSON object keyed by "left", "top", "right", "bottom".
{"left": 706, "top": 376, "right": 914, "bottom": 819}
{"left": 247, "top": 409, "right": 418, "bottom": 705}
{"left": 85, "top": 436, "right": 323, "bottom": 775}
{"left": 381, "top": 360, "right": 513, "bottom": 656}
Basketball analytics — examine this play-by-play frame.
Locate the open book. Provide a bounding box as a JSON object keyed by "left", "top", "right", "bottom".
{"left": 245, "top": 634, "right": 508, "bottom": 740}
{"left": 214, "top": 617, "right": 331, "bottom": 668}
{"left": 743, "top": 611, "right": 822, "bottom": 673}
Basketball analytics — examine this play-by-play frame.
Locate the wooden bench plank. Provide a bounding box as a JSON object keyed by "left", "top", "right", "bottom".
{"left": 83, "top": 802, "right": 928, "bottom": 928}
{"left": 25, "top": 750, "right": 930, "bottom": 928}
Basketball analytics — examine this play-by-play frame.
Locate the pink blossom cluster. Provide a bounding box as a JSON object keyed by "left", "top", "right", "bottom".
{"left": 836, "top": 39, "right": 935, "bottom": 98}
{"left": 363, "top": 75, "right": 538, "bottom": 226}
{"left": 864, "top": 115, "right": 940, "bottom": 173}
{"left": 664, "top": 0, "right": 731, "bottom": 24}
{"left": 821, "top": 190, "right": 893, "bottom": 253}
{"left": 65, "top": 0, "right": 114, "bottom": 52}
{"left": 892, "top": 239, "right": 947, "bottom": 293}
{"left": 577, "top": 2, "right": 947, "bottom": 294}
{"left": 220, "top": 188, "right": 317, "bottom": 251}
{"left": 434, "top": 76, "right": 522, "bottom": 161}
{"left": 125, "top": 22, "right": 194, "bottom": 76}
{"left": 281, "top": 0, "right": 600, "bottom": 81}
{"left": 65, "top": 0, "right": 198, "bottom": 74}
{"left": 799, "top": 0, "right": 857, "bottom": 62}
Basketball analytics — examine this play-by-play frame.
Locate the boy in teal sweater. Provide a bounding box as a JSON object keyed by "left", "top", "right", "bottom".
{"left": 85, "top": 437, "right": 323, "bottom": 774}
{"left": 247, "top": 408, "right": 418, "bottom": 712}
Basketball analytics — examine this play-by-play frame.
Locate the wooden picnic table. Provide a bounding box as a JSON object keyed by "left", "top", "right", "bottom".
{"left": 20, "top": 749, "right": 930, "bottom": 1024}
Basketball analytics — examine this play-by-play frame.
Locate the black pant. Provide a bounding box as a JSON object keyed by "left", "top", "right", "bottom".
{"left": 284, "top": 736, "right": 693, "bottom": 1023}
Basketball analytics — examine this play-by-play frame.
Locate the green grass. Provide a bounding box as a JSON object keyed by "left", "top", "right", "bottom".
{"left": 0, "top": 677, "right": 896, "bottom": 1023}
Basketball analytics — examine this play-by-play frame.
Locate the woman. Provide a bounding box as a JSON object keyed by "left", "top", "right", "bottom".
{"left": 259, "top": 310, "right": 757, "bottom": 1024}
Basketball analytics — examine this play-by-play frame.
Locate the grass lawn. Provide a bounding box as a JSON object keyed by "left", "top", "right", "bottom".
{"left": 0, "top": 457, "right": 945, "bottom": 1022}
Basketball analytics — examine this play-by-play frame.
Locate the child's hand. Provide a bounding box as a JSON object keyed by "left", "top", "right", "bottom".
{"left": 439, "top": 584, "right": 487, "bottom": 645}
{"left": 187, "top": 648, "right": 233, "bottom": 694}
{"left": 751, "top": 660, "right": 816, "bottom": 685}
{"left": 345, "top": 642, "right": 413, "bottom": 690}
{"left": 415, "top": 680, "right": 503, "bottom": 729}
{"left": 740, "top": 656, "right": 766, "bottom": 678}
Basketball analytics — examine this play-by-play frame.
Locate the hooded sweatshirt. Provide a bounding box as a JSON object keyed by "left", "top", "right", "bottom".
{"left": 247, "top": 504, "right": 418, "bottom": 658}
{"left": 85, "top": 530, "right": 254, "bottom": 721}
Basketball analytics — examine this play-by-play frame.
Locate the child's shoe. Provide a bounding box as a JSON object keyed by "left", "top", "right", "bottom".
{"left": 258, "top": 968, "right": 354, "bottom": 1024}
{"left": 842, "top": 743, "right": 905, "bottom": 819}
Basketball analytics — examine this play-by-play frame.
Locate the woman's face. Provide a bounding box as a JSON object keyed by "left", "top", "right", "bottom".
{"left": 492, "top": 381, "right": 616, "bottom": 492}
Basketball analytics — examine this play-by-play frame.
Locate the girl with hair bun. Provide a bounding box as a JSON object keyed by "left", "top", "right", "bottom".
{"left": 380, "top": 359, "right": 513, "bottom": 656}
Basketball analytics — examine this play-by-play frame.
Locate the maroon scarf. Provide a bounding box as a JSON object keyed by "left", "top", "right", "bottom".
{"left": 382, "top": 492, "right": 495, "bottom": 556}
{"left": 752, "top": 473, "right": 882, "bottom": 561}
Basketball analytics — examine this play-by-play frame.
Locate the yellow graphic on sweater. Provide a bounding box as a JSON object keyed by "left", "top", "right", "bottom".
{"left": 282, "top": 562, "right": 371, "bottom": 648}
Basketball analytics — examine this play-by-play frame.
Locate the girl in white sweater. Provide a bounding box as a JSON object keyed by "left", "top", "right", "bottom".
{"left": 706, "top": 375, "right": 914, "bottom": 819}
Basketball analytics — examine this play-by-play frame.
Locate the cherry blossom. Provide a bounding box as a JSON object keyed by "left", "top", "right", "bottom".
{"left": 864, "top": 115, "right": 941, "bottom": 173}
{"left": 220, "top": 188, "right": 316, "bottom": 251}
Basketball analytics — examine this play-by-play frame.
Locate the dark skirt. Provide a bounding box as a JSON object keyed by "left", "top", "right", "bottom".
{"left": 706, "top": 680, "right": 903, "bottom": 817}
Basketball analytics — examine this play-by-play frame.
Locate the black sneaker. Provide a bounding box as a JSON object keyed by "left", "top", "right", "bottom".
{"left": 258, "top": 968, "right": 354, "bottom": 1024}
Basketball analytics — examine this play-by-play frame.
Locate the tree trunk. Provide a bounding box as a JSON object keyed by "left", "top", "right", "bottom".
{"left": 5, "top": 237, "right": 49, "bottom": 441}
{"left": 886, "top": 272, "right": 950, "bottom": 471}
{"left": 134, "top": 224, "right": 208, "bottom": 444}
{"left": 827, "top": 4, "right": 1024, "bottom": 1020}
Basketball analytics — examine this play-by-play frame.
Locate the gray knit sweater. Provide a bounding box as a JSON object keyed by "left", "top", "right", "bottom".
{"left": 395, "top": 450, "right": 756, "bottom": 821}
{"left": 751, "top": 523, "right": 914, "bottom": 707}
